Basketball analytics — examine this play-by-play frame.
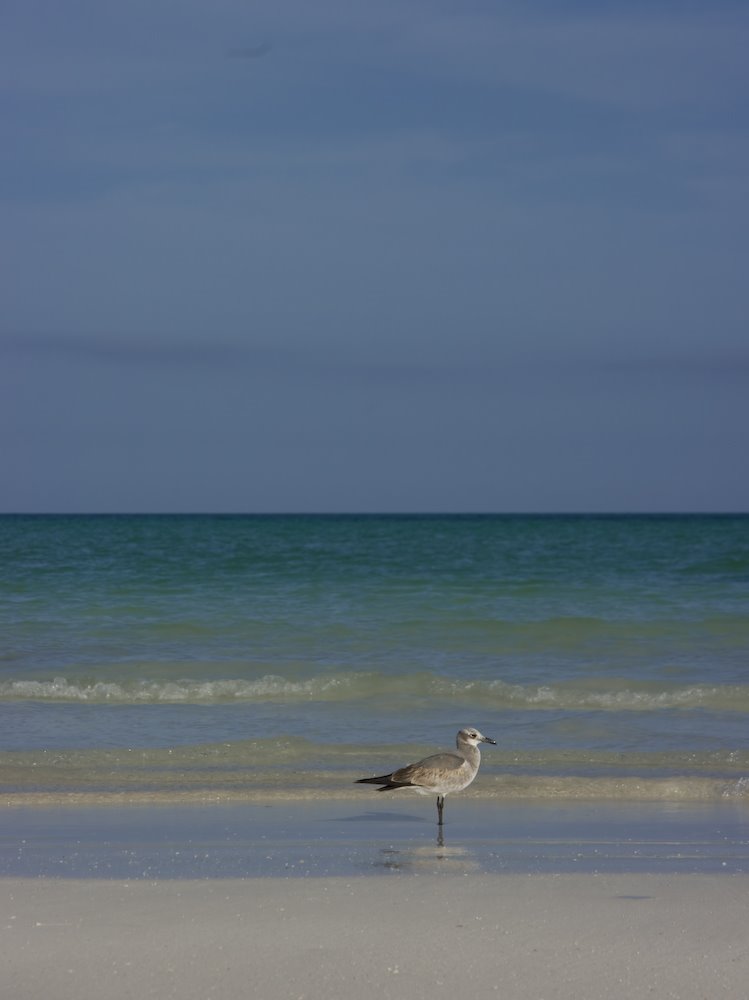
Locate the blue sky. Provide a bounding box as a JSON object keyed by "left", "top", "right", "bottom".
{"left": 2, "top": 0, "right": 748, "bottom": 512}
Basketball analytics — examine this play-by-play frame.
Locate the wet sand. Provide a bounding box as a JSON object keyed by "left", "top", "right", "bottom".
{"left": 2, "top": 799, "right": 748, "bottom": 877}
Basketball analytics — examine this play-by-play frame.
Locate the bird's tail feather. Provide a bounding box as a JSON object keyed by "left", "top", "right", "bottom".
{"left": 355, "top": 774, "right": 415, "bottom": 791}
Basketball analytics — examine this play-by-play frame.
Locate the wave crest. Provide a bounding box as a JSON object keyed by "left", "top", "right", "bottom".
{"left": 2, "top": 671, "right": 749, "bottom": 711}
{"left": 0, "top": 674, "right": 360, "bottom": 703}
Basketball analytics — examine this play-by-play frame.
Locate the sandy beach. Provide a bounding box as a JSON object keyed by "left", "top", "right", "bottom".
{"left": 3, "top": 872, "right": 748, "bottom": 1000}
{"left": 2, "top": 800, "right": 749, "bottom": 999}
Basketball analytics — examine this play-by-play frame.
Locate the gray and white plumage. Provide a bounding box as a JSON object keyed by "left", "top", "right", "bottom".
{"left": 356, "top": 727, "right": 496, "bottom": 825}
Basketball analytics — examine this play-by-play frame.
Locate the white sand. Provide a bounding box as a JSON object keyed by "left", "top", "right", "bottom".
{"left": 3, "top": 874, "right": 748, "bottom": 1000}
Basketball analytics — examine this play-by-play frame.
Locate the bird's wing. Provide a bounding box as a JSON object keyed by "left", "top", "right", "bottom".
{"left": 393, "top": 751, "right": 465, "bottom": 784}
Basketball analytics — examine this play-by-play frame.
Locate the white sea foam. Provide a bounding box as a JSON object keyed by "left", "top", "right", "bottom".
{"left": 2, "top": 671, "right": 749, "bottom": 711}
{"left": 0, "top": 674, "right": 361, "bottom": 703}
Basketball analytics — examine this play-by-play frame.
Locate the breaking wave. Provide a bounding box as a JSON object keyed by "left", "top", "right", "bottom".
{"left": 3, "top": 671, "right": 749, "bottom": 711}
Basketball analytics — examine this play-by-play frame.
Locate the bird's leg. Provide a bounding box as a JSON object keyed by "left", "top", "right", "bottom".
{"left": 437, "top": 794, "right": 445, "bottom": 826}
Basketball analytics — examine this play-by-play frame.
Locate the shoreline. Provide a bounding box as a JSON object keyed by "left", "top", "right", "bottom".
{"left": 3, "top": 798, "right": 748, "bottom": 879}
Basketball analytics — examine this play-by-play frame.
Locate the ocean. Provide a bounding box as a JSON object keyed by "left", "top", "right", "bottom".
{"left": 2, "top": 513, "right": 749, "bottom": 806}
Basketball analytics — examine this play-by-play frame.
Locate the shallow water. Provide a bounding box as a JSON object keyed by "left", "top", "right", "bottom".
{"left": 2, "top": 801, "right": 748, "bottom": 878}
{"left": 2, "top": 514, "right": 748, "bottom": 802}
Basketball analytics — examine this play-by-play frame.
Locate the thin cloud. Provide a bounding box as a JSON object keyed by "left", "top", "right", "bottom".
{"left": 599, "top": 351, "right": 749, "bottom": 381}
{"left": 400, "top": 7, "right": 749, "bottom": 111}
{"left": 1, "top": 333, "right": 549, "bottom": 389}
{"left": 1, "top": 334, "right": 251, "bottom": 369}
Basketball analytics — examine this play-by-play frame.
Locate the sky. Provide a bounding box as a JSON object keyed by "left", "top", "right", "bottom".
{"left": 2, "top": 0, "right": 748, "bottom": 512}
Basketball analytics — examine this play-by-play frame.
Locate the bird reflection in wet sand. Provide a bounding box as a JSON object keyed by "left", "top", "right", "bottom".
{"left": 378, "top": 834, "right": 478, "bottom": 872}
{"left": 356, "top": 727, "right": 496, "bottom": 826}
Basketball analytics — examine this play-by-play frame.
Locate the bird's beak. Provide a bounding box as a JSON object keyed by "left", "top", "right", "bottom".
{"left": 482, "top": 736, "right": 497, "bottom": 745}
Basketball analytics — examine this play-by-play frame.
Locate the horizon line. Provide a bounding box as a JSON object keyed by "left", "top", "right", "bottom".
{"left": 1, "top": 510, "right": 747, "bottom": 518}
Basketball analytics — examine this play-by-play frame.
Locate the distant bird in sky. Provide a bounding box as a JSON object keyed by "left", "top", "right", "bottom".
{"left": 356, "top": 727, "right": 496, "bottom": 826}
{"left": 225, "top": 43, "right": 272, "bottom": 60}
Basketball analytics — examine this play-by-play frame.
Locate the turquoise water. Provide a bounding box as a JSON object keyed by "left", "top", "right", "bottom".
{"left": 1, "top": 514, "right": 748, "bottom": 801}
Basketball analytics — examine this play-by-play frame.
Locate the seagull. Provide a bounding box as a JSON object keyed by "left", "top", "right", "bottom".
{"left": 356, "top": 728, "right": 496, "bottom": 826}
